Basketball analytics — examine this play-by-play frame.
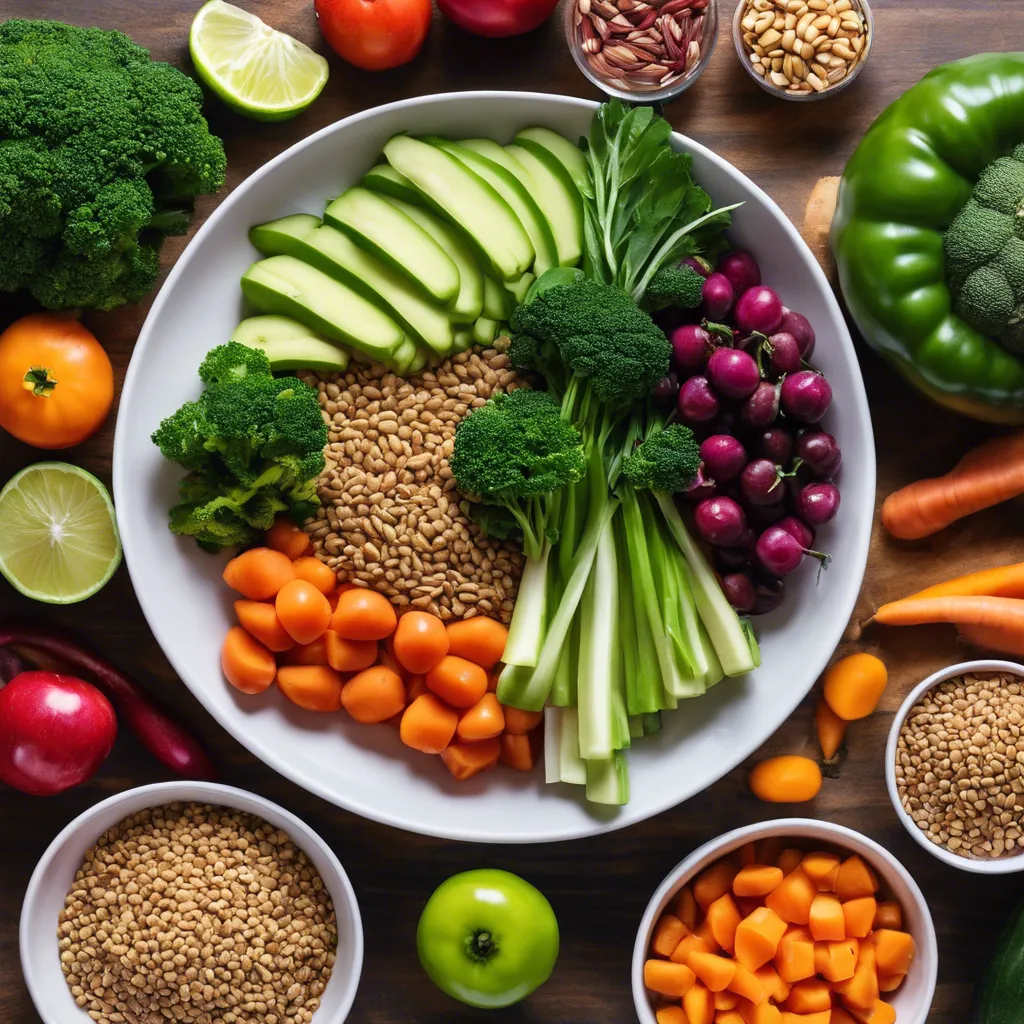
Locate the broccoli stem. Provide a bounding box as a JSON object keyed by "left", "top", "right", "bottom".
{"left": 499, "top": 544, "right": 551, "bottom": 669}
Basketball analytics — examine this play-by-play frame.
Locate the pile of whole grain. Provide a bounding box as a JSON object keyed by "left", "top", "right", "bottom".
{"left": 58, "top": 802, "right": 337, "bottom": 1024}
{"left": 302, "top": 347, "right": 525, "bottom": 623}
{"left": 895, "top": 672, "right": 1024, "bottom": 859}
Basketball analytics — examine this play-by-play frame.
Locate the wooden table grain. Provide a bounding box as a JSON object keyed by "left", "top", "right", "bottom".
{"left": 3, "top": 1, "right": 1024, "bottom": 1020}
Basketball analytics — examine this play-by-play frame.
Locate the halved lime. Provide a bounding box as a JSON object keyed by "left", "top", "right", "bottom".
{"left": 189, "top": 0, "right": 330, "bottom": 122}
{"left": 0, "top": 463, "right": 122, "bottom": 604}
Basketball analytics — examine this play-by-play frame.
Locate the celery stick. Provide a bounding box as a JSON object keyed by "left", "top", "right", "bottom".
{"left": 585, "top": 753, "right": 629, "bottom": 806}
{"left": 543, "top": 706, "right": 563, "bottom": 784}
{"left": 500, "top": 544, "right": 549, "bottom": 668}
{"left": 628, "top": 716, "right": 644, "bottom": 739}
{"left": 558, "top": 707, "right": 587, "bottom": 785}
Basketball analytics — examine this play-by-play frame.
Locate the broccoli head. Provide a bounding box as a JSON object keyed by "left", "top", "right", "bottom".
{"left": 0, "top": 19, "right": 226, "bottom": 311}
{"left": 450, "top": 387, "right": 585, "bottom": 558}
{"left": 152, "top": 343, "right": 327, "bottom": 552}
{"left": 945, "top": 143, "right": 1024, "bottom": 353}
{"left": 509, "top": 274, "right": 671, "bottom": 404}
{"left": 622, "top": 424, "right": 701, "bottom": 493}
{"left": 644, "top": 262, "right": 705, "bottom": 312}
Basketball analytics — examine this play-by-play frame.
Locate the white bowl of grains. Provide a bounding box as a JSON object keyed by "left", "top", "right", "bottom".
{"left": 886, "top": 659, "right": 1024, "bottom": 874}
{"left": 19, "top": 781, "right": 363, "bottom": 1024}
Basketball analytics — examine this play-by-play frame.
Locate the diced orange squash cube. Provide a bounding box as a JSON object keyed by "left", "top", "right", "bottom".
{"left": 727, "top": 963, "right": 765, "bottom": 1005}
{"left": 748, "top": 1002, "right": 783, "bottom": 1024}
{"left": 766, "top": 869, "right": 817, "bottom": 925}
{"left": 877, "top": 973, "right": 905, "bottom": 993}
{"left": 677, "top": 886, "right": 700, "bottom": 930}
{"left": 715, "top": 989, "right": 740, "bottom": 1010}
{"left": 809, "top": 893, "right": 845, "bottom": 941}
{"left": 653, "top": 914, "right": 690, "bottom": 957}
{"left": 684, "top": 981, "right": 716, "bottom": 1024}
{"left": 735, "top": 906, "right": 788, "bottom": 970}
{"left": 872, "top": 901, "right": 902, "bottom": 931}
{"left": 755, "top": 964, "right": 790, "bottom": 1003}
{"left": 738, "top": 898, "right": 764, "bottom": 919}
{"left": 707, "top": 893, "right": 743, "bottom": 954}
{"left": 673, "top": 932, "right": 712, "bottom": 963}
{"left": 780, "top": 1013, "right": 830, "bottom": 1024}
{"left": 775, "top": 928, "right": 816, "bottom": 983}
{"left": 697, "top": 917, "right": 723, "bottom": 953}
{"left": 842, "top": 897, "right": 876, "bottom": 939}
{"left": 871, "top": 930, "right": 915, "bottom": 976}
{"left": 858, "top": 937, "right": 876, "bottom": 971}
{"left": 695, "top": 862, "right": 741, "bottom": 912}
{"left": 833, "top": 856, "right": 879, "bottom": 901}
{"left": 836, "top": 960, "right": 879, "bottom": 1010}
{"left": 645, "top": 959, "right": 696, "bottom": 997}
{"left": 831, "top": 1010, "right": 858, "bottom": 1024}
{"left": 756, "top": 837, "right": 784, "bottom": 864}
{"left": 736, "top": 842, "right": 758, "bottom": 867}
{"left": 784, "top": 978, "right": 832, "bottom": 1014}
{"left": 656, "top": 1007, "right": 688, "bottom": 1024}
{"left": 776, "top": 849, "right": 805, "bottom": 875}
{"left": 716, "top": 1012, "right": 745, "bottom": 1024}
{"left": 800, "top": 852, "right": 841, "bottom": 891}
{"left": 689, "top": 951, "right": 738, "bottom": 992}
{"left": 817, "top": 939, "right": 859, "bottom": 982}
{"left": 734, "top": 864, "right": 785, "bottom": 898}
{"left": 847, "top": 1000, "right": 896, "bottom": 1024}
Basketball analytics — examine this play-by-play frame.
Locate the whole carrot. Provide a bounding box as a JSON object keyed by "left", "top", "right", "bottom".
{"left": 892, "top": 561, "right": 1024, "bottom": 603}
{"left": 873, "top": 594, "right": 1024, "bottom": 632}
{"left": 957, "top": 621, "right": 1024, "bottom": 657}
{"left": 881, "top": 431, "right": 1024, "bottom": 540}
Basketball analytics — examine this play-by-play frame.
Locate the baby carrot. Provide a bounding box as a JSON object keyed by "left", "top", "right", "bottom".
{"left": 291, "top": 556, "right": 337, "bottom": 596}
{"left": 440, "top": 737, "right": 501, "bottom": 781}
{"left": 502, "top": 705, "right": 544, "bottom": 734}
{"left": 341, "top": 666, "right": 406, "bottom": 724}
{"left": 815, "top": 697, "right": 847, "bottom": 759}
{"left": 445, "top": 617, "right": 509, "bottom": 668}
{"left": 499, "top": 732, "right": 537, "bottom": 771}
{"left": 456, "top": 692, "right": 505, "bottom": 741}
{"left": 222, "top": 626, "right": 276, "bottom": 694}
{"left": 331, "top": 587, "right": 397, "bottom": 640}
{"left": 234, "top": 600, "right": 294, "bottom": 653}
{"left": 323, "top": 631, "right": 378, "bottom": 673}
{"left": 393, "top": 611, "right": 449, "bottom": 674}
{"left": 265, "top": 517, "right": 313, "bottom": 559}
{"left": 276, "top": 665, "right": 344, "bottom": 712}
{"left": 223, "top": 547, "right": 295, "bottom": 600}
{"left": 400, "top": 693, "right": 458, "bottom": 754}
{"left": 275, "top": 579, "right": 332, "bottom": 645}
{"left": 881, "top": 431, "right": 1024, "bottom": 540}
{"left": 426, "top": 655, "right": 488, "bottom": 708}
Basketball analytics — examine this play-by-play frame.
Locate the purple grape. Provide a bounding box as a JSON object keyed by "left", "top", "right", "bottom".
{"left": 740, "top": 381, "right": 781, "bottom": 427}
{"left": 734, "top": 285, "right": 784, "bottom": 335}
{"left": 795, "top": 482, "right": 841, "bottom": 525}
{"left": 740, "top": 458, "right": 785, "bottom": 506}
{"left": 777, "top": 515, "right": 815, "bottom": 549}
{"left": 652, "top": 371, "right": 680, "bottom": 408}
{"left": 707, "top": 347, "right": 760, "bottom": 400}
{"left": 678, "top": 376, "right": 720, "bottom": 424}
{"left": 766, "top": 332, "right": 802, "bottom": 375}
{"left": 694, "top": 496, "right": 748, "bottom": 546}
{"left": 671, "top": 324, "right": 713, "bottom": 372}
{"left": 716, "top": 546, "right": 752, "bottom": 571}
{"left": 755, "top": 525, "right": 829, "bottom": 576}
{"left": 683, "top": 256, "right": 712, "bottom": 278}
{"left": 758, "top": 426, "right": 793, "bottom": 465}
{"left": 750, "top": 502, "right": 788, "bottom": 526}
{"left": 779, "top": 309, "right": 816, "bottom": 358}
{"left": 702, "top": 272, "right": 735, "bottom": 320}
{"left": 795, "top": 430, "right": 842, "bottom": 477}
{"left": 700, "top": 435, "right": 748, "bottom": 483}
{"left": 722, "top": 573, "right": 757, "bottom": 613}
{"left": 752, "top": 578, "right": 785, "bottom": 615}
{"left": 781, "top": 371, "right": 832, "bottom": 423}
{"left": 717, "top": 251, "right": 761, "bottom": 296}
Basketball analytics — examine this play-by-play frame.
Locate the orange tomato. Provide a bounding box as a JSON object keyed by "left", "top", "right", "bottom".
{"left": 276, "top": 579, "right": 333, "bottom": 645}
{"left": 0, "top": 314, "right": 114, "bottom": 448}
{"left": 313, "top": 0, "right": 432, "bottom": 71}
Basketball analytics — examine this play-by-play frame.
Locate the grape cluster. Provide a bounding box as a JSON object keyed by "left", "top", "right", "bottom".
{"left": 653, "top": 251, "right": 841, "bottom": 615}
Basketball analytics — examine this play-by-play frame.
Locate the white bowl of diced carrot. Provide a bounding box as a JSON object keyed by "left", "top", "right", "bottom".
{"left": 632, "top": 819, "right": 937, "bottom": 1024}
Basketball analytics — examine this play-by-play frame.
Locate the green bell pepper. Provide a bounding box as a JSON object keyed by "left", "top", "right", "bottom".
{"left": 833, "top": 52, "right": 1024, "bottom": 424}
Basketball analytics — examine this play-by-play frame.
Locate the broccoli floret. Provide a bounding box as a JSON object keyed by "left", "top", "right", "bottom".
{"left": 152, "top": 343, "right": 327, "bottom": 552}
{"left": 644, "top": 263, "right": 705, "bottom": 312}
{"left": 945, "top": 145, "right": 1024, "bottom": 352}
{"left": 509, "top": 275, "right": 671, "bottom": 404}
{"left": 622, "top": 425, "right": 702, "bottom": 493}
{"left": 0, "top": 19, "right": 226, "bottom": 312}
{"left": 450, "top": 388, "right": 585, "bottom": 558}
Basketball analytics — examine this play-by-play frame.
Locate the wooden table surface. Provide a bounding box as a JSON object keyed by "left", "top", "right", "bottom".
{"left": 3, "top": 1, "right": 1024, "bottom": 1021}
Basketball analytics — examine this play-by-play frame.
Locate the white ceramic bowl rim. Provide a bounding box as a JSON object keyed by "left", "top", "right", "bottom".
{"left": 885, "top": 657, "right": 1024, "bottom": 874}
{"left": 631, "top": 818, "right": 939, "bottom": 1024}
{"left": 113, "top": 90, "right": 874, "bottom": 843}
{"left": 19, "top": 781, "right": 364, "bottom": 1024}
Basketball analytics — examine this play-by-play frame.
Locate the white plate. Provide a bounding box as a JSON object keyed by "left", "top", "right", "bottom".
{"left": 113, "top": 91, "right": 875, "bottom": 843}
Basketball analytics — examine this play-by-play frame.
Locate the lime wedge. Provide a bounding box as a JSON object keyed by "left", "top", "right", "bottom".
{"left": 189, "top": 0, "right": 329, "bottom": 122}
{"left": 0, "top": 463, "right": 122, "bottom": 604}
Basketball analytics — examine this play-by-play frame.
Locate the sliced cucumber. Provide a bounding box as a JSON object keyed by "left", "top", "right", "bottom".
{"left": 324, "top": 187, "right": 460, "bottom": 306}
{"left": 383, "top": 135, "right": 534, "bottom": 282}
{"left": 360, "top": 164, "right": 426, "bottom": 206}
{"left": 230, "top": 314, "right": 350, "bottom": 372}
{"left": 389, "top": 336, "right": 419, "bottom": 374}
{"left": 514, "top": 127, "right": 589, "bottom": 191}
{"left": 473, "top": 316, "right": 498, "bottom": 345}
{"left": 482, "top": 276, "right": 512, "bottom": 321}
{"left": 452, "top": 328, "right": 475, "bottom": 353}
{"left": 505, "top": 273, "right": 535, "bottom": 306}
{"left": 506, "top": 143, "right": 583, "bottom": 268}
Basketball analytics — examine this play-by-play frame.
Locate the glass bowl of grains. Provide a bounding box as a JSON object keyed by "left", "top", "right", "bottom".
{"left": 19, "top": 781, "right": 364, "bottom": 1024}
{"left": 886, "top": 659, "right": 1024, "bottom": 874}
{"left": 732, "top": 0, "right": 872, "bottom": 101}
{"left": 565, "top": 0, "right": 720, "bottom": 104}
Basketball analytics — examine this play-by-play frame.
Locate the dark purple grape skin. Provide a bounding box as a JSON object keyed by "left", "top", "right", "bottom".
{"left": 716, "top": 546, "right": 753, "bottom": 571}
{"left": 749, "top": 502, "right": 788, "bottom": 526}
{"left": 702, "top": 273, "right": 735, "bottom": 320}
{"left": 795, "top": 431, "right": 842, "bottom": 478}
{"left": 777, "top": 515, "right": 815, "bottom": 549}
{"left": 678, "top": 376, "right": 720, "bottom": 424}
{"left": 740, "top": 459, "right": 785, "bottom": 507}
{"left": 740, "top": 382, "right": 781, "bottom": 428}
{"left": 781, "top": 371, "right": 832, "bottom": 424}
{"left": 758, "top": 426, "right": 793, "bottom": 465}
{"left": 795, "top": 482, "right": 841, "bottom": 525}
{"left": 767, "top": 332, "right": 802, "bottom": 375}
{"left": 722, "top": 573, "right": 757, "bottom": 613}
{"left": 700, "top": 435, "right": 748, "bottom": 483}
{"left": 652, "top": 372, "right": 680, "bottom": 408}
{"left": 717, "top": 251, "right": 761, "bottom": 296}
{"left": 752, "top": 578, "right": 785, "bottom": 615}
{"left": 779, "top": 309, "right": 815, "bottom": 358}
{"left": 671, "top": 324, "right": 713, "bottom": 373}
{"left": 694, "top": 496, "right": 747, "bottom": 546}
{"left": 707, "top": 347, "right": 760, "bottom": 400}
{"left": 734, "top": 285, "right": 784, "bottom": 335}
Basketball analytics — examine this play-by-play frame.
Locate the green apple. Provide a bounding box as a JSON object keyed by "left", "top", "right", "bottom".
{"left": 416, "top": 868, "right": 559, "bottom": 1008}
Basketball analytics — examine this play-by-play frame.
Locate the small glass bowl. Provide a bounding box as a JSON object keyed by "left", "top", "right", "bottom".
{"left": 565, "top": 0, "right": 720, "bottom": 105}
{"left": 732, "top": 0, "right": 873, "bottom": 101}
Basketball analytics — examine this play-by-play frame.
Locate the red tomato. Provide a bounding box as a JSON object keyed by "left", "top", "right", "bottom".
{"left": 314, "top": 0, "right": 432, "bottom": 71}
{"left": 437, "top": 0, "right": 559, "bottom": 37}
